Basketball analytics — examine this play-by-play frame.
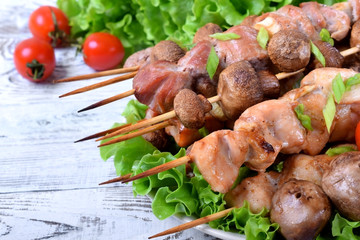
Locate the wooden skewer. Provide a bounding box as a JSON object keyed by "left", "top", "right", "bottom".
{"left": 149, "top": 207, "right": 235, "bottom": 239}
{"left": 120, "top": 156, "right": 191, "bottom": 184}
{"left": 54, "top": 66, "right": 139, "bottom": 83}
{"left": 99, "top": 173, "right": 132, "bottom": 185}
{"left": 98, "top": 121, "right": 171, "bottom": 147}
{"left": 78, "top": 89, "right": 135, "bottom": 113}
{"left": 74, "top": 123, "right": 133, "bottom": 143}
{"left": 59, "top": 71, "right": 137, "bottom": 98}
{"left": 99, "top": 156, "right": 191, "bottom": 186}
{"left": 97, "top": 95, "right": 221, "bottom": 142}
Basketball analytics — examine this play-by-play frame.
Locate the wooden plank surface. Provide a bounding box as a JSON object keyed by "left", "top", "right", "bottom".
{"left": 0, "top": 1, "right": 221, "bottom": 239}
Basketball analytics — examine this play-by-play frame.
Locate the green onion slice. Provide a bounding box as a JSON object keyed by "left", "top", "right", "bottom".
{"left": 326, "top": 146, "right": 357, "bottom": 156}
{"left": 345, "top": 73, "right": 360, "bottom": 91}
{"left": 206, "top": 46, "right": 219, "bottom": 80}
{"left": 257, "top": 27, "right": 269, "bottom": 50}
{"left": 310, "top": 40, "right": 326, "bottom": 67}
{"left": 319, "top": 28, "right": 334, "bottom": 46}
{"left": 323, "top": 95, "right": 336, "bottom": 133}
{"left": 209, "top": 32, "right": 240, "bottom": 41}
{"left": 294, "top": 104, "right": 313, "bottom": 131}
{"left": 332, "top": 73, "right": 345, "bottom": 103}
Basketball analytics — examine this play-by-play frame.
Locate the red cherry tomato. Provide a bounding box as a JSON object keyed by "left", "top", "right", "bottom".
{"left": 82, "top": 32, "right": 125, "bottom": 71}
{"left": 356, "top": 121, "right": 360, "bottom": 150}
{"left": 29, "top": 6, "right": 70, "bottom": 47}
{"left": 14, "top": 38, "right": 55, "bottom": 82}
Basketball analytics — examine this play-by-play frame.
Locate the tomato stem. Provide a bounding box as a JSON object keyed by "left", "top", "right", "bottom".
{"left": 26, "top": 60, "right": 45, "bottom": 80}
{"left": 49, "top": 7, "right": 68, "bottom": 47}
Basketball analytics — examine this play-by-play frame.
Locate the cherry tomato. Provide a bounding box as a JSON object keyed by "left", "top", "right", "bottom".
{"left": 29, "top": 6, "right": 70, "bottom": 47}
{"left": 356, "top": 121, "right": 360, "bottom": 150}
{"left": 14, "top": 38, "right": 55, "bottom": 82}
{"left": 82, "top": 32, "right": 125, "bottom": 71}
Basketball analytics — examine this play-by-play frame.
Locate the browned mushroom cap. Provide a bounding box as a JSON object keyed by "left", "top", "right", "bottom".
{"left": 268, "top": 30, "right": 311, "bottom": 72}
{"left": 193, "top": 23, "right": 223, "bottom": 44}
{"left": 271, "top": 179, "right": 331, "bottom": 240}
{"left": 218, "top": 61, "right": 264, "bottom": 120}
{"left": 322, "top": 151, "right": 360, "bottom": 221}
{"left": 150, "top": 40, "right": 185, "bottom": 63}
{"left": 174, "top": 89, "right": 212, "bottom": 129}
{"left": 123, "top": 47, "right": 153, "bottom": 68}
{"left": 350, "top": 20, "right": 360, "bottom": 48}
{"left": 256, "top": 70, "right": 280, "bottom": 99}
{"left": 311, "top": 40, "right": 344, "bottom": 68}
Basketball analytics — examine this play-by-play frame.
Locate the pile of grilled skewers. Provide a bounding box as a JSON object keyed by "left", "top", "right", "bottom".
{"left": 57, "top": 1, "right": 360, "bottom": 239}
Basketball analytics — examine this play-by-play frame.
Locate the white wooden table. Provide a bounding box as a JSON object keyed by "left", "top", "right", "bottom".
{"left": 0, "top": 1, "right": 221, "bottom": 239}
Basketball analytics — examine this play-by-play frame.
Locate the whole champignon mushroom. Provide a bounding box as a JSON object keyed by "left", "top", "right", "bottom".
{"left": 271, "top": 179, "right": 331, "bottom": 240}
{"left": 350, "top": 20, "right": 360, "bottom": 48}
{"left": 150, "top": 40, "right": 185, "bottom": 63}
{"left": 217, "top": 61, "right": 264, "bottom": 120}
{"left": 311, "top": 40, "right": 344, "bottom": 68}
{"left": 174, "top": 89, "right": 212, "bottom": 129}
{"left": 193, "top": 23, "right": 222, "bottom": 44}
{"left": 322, "top": 151, "right": 360, "bottom": 221}
{"left": 268, "top": 29, "right": 311, "bottom": 72}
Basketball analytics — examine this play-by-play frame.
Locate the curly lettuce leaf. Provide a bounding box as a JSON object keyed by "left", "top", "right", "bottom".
{"left": 214, "top": 201, "right": 279, "bottom": 240}
{"left": 332, "top": 213, "right": 360, "bottom": 240}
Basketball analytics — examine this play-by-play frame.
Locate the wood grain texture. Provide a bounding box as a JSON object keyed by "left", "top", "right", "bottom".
{"left": 0, "top": 1, "right": 221, "bottom": 239}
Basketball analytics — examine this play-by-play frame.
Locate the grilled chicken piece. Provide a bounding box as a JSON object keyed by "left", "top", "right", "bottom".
{"left": 300, "top": 2, "right": 350, "bottom": 41}
{"left": 225, "top": 172, "right": 280, "bottom": 214}
{"left": 279, "top": 154, "right": 333, "bottom": 186}
{"left": 254, "top": 5, "right": 318, "bottom": 40}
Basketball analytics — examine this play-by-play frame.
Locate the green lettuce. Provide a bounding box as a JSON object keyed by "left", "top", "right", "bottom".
{"left": 57, "top": 0, "right": 347, "bottom": 59}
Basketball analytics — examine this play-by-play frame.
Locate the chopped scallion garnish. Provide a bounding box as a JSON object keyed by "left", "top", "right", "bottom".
{"left": 206, "top": 46, "right": 219, "bottom": 80}
{"left": 319, "top": 28, "right": 334, "bottom": 46}
{"left": 310, "top": 40, "right": 326, "bottom": 67}
{"left": 332, "top": 73, "right": 345, "bottom": 103}
{"left": 257, "top": 27, "right": 269, "bottom": 50}
{"left": 325, "top": 146, "right": 357, "bottom": 156}
{"left": 209, "top": 32, "right": 240, "bottom": 41}
{"left": 323, "top": 95, "right": 336, "bottom": 133}
{"left": 345, "top": 73, "right": 360, "bottom": 91}
{"left": 294, "top": 104, "right": 313, "bottom": 131}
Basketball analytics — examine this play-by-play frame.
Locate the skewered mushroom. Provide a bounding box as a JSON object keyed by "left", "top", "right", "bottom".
{"left": 268, "top": 29, "right": 311, "bottom": 72}
{"left": 271, "top": 179, "right": 331, "bottom": 240}
{"left": 322, "top": 151, "right": 360, "bottom": 221}
{"left": 217, "top": 60, "right": 264, "bottom": 120}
